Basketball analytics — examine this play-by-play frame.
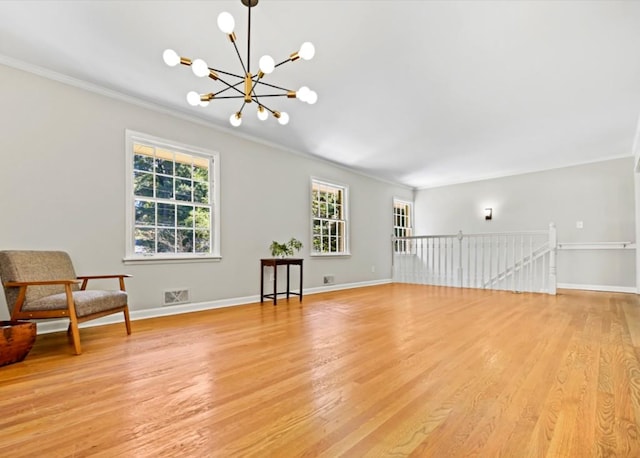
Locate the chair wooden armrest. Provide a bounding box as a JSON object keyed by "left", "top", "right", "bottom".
{"left": 4, "top": 279, "right": 81, "bottom": 322}
{"left": 76, "top": 274, "right": 132, "bottom": 291}
{"left": 5, "top": 279, "right": 81, "bottom": 287}
{"left": 76, "top": 274, "right": 132, "bottom": 280}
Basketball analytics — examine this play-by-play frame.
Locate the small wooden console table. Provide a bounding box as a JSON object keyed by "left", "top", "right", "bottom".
{"left": 260, "top": 258, "right": 303, "bottom": 305}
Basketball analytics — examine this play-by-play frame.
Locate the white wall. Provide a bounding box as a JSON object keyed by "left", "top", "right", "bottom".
{"left": 0, "top": 64, "right": 412, "bottom": 320}
{"left": 414, "top": 157, "right": 636, "bottom": 289}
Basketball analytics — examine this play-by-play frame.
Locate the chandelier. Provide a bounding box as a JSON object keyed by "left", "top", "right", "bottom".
{"left": 162, "top": 0, "right": 316, "bottom": 127}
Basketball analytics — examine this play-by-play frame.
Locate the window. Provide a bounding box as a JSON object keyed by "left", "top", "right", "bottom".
{"left": 311, "top": 179, "right": 349, "bottom": 255}
{"left": 125, "top": 130, "right": 220, "bottom": 261}
{"left": 393, "top": 199, "right": 413, "bottom": 253}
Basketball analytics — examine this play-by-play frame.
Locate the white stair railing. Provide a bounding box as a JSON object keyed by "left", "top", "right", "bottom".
{"left": 392, "top": 223, "right": 557, "bottom": 294}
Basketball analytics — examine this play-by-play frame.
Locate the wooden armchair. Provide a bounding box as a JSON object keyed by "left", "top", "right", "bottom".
{"left": 0, "top": 250, "right": 131, "bottom": 355}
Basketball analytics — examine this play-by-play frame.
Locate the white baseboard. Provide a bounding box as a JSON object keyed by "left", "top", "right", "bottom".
{"left": 303, "top": 278, "right": 391, "bottom": 295}
{"left": 557, "top": 283, "right": 637, "bottom": 294}
{"left": 35, "top": 278, "right": 392, "bottom": 335}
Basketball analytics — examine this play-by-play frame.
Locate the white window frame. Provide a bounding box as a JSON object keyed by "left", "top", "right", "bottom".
{"left": 393, "top": 198, "right": 413, "bottom": 253}
{"left": 124, "top": 130, "right": 221, "bottom": 263}
{"left": 310, "top": 178, "right": 350, "bottom": 257}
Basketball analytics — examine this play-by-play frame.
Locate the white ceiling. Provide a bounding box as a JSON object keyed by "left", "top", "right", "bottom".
{"left": 1, "top": 1, "right": 639, "bottom": 189}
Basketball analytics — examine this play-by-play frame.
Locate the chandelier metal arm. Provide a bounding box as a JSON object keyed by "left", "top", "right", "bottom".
{"left": 208, "top": 95, "right": 253, "bottom": 100}
{"left": 251, "top": 79, "right": 294, "bottom": 93}
{"left": 251, "top": 93, "right": 296, "bottom": 98}
{"left": 209, "top": 67, "right": 245, "bottom": 80}
{"left": 275, "top": 58, "right": 293, "bottom": 68}
{"left": 231, "top": 40, "right": 248, "bottom": 76}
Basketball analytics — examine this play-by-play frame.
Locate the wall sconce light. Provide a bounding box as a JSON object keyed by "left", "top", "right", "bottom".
{"left": 484, "top": 208, "right": 493, "bottom": 220}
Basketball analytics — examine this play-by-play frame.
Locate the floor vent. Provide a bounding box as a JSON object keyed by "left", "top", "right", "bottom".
{"left": 164, "top": 289, "right": 190, "bottom": 305}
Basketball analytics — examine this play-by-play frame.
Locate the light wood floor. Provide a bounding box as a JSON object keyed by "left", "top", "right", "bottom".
{"left": 2, "top": 284, "right": 640, "bottom": 457}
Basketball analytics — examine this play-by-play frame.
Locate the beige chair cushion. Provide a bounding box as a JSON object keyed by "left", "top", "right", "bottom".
{"left": 25, "top": 290, "right": 128, "bottom": 317}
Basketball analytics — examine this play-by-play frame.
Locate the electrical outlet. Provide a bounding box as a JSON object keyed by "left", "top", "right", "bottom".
{"left": 323, "top": 275, "right": 335, "bottom": 285}
{"left": 576, "top": 221, "right": 584, "bottom": 229}
{"left": 371, "top": 265, "right": 376, "bottom": 273}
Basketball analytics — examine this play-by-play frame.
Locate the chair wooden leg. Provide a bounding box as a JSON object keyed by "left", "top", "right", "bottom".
{"left": 123, "top": 307, "right": 132, "bottom": 335}
{"left": 68, "top": 316, "right": 82, "bottom": 355}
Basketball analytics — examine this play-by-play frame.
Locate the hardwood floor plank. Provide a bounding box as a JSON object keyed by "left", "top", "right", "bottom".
{"left": 1, "top": 284, "right": 640, "bottom": 456}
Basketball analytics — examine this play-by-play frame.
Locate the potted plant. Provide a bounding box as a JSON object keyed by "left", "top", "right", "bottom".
{"left": 269, "top": 237, "right": 303, "bottom": 258}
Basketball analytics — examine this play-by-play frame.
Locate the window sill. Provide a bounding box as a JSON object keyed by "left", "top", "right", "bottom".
{"left": 123, "top": 255, "right": 221, "bottom": 265}
{"left": 310, "top": 252, "right": 352, "bottom": 258}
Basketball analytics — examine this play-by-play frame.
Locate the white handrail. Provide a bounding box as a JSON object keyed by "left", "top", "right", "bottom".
{"left": 558, "top": 241, "right": 635, "bottom": 250}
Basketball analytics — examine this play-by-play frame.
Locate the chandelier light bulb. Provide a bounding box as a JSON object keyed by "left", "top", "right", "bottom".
{"left": 257, "top": 106, "right": 269, "bottom": 121}
{"left": 198, "top": 100, "right": 210, "bottom": 107}
{"left": 229, "top": 112, "right": 242, "bottom": 127}
{"left": 299, "top": 42, "right": 315, "bottom": 60}
{"left": 186, "top": 91, "right": 201, "bottom": 106}
{"left": 278, "top": 112, "right": 290, "bottom": 125}
{"left": 191, "top": 59, "right": 210, "bottom": 78}
{"left": 297, "top": 86, "right": 310, "bottom": 102}
{"left": 162, "top": 49, "right": 180, "bottom": 67}
{"left": 217, "top": 12, "right": 235, "bottom": 34}
{"left": 306, "top": 90, "right": 318, "bottom": 105}
{"left": 259, "top": 55, "right": 275, "bottom": 74}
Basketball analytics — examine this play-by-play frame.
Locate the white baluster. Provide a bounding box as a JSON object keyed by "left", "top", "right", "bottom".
{"left": 548, "top": 222, "right": 557, "bottom": 295}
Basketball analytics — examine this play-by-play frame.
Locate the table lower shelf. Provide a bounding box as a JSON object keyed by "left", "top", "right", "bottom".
{"left": 262, "top": 291, "right": 302, "bottom": 299}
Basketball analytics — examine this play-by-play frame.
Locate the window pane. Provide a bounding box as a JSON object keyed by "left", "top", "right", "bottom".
{"left": 156, "top": 158, "right": 174, "bottom": 176}
{"left": 176, "top": 229, "right": 194, "bottom": 253}
{"left": 327, "top": 202, "right": 335, "bottom": 218}
{"left": 320, "top": 200, "right": 328, "bottom": 218}
{"left": 195, "top": 230, "right": 210, "bottom": 253}
{"left": 157, "top": 203, "right": 175, "bottom": 227}
{"left": 135, "top": 228, "right": 155, "bottom": 254}
{"left": 193, "top": 163, "right": 209, "bottom": 182}
{"left": 134, "top": 171, "right": 154, "bottom": 197}
{"left": 134, "top": 154, "right": 154, "bottom": 172}
{"left": 135, "top": 200, "right": 155, "bottom": 225}
{"left": 329, "top": 221, "right": 338, "bottom": 237}
{"left": 194, "top": 207, "right": 210, "bottom": 229}
{"left": 175, "top": 153, "right": 193, "bottom": 179}
{"left": 334, "top": 203, "right": 342, "bottom": 219}
{"left": 177, "top": 205, "right": 193, "bottom": 228}
{"left": 157, "top": 229, "right": 175, "bottom": 253}
{"left": 194, "top": 182, "right": 209, "bottom": 203}
{"left": 175, "top": 178, "right": 192, "bottom": 201}
{"left": 156, "top": 176, "right": 174, "bottom": 199}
